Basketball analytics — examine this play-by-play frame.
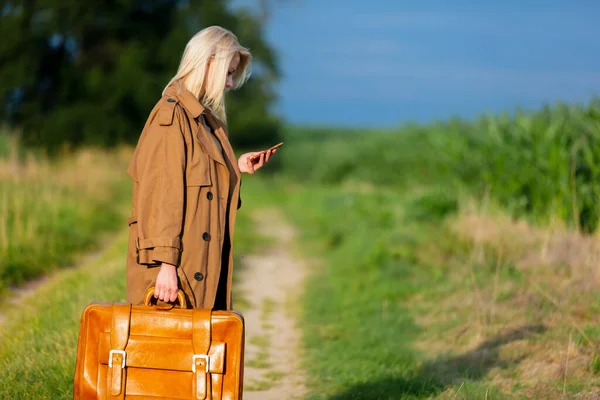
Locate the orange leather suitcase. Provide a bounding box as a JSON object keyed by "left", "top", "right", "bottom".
{"left": 73, "top": 289, "right": 245, "bottom": 399}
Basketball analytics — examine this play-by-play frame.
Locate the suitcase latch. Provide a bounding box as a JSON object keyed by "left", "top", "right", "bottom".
{"left": 192, "top": 354, "right": 209, "bottom": 373}
{"left": 109, "top": 349, "right": 127, "bottom": 369}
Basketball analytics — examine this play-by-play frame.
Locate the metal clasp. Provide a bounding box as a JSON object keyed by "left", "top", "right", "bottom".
{"left": 108, "top": 349, "right": 127, "bottom": 369}
{"left": 192, "top": 354, "right": 209, "bottom": 373}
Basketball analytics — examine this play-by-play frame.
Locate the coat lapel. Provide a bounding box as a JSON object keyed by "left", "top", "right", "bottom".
{"left": 204, "top": 113, "right": 241, "bottom": 181}
{"left": 194, "top": 120, "right": 227, "bottom": 167}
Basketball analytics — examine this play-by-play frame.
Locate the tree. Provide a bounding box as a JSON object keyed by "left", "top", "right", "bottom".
{"left": 0, "top": 0, "right": 281, "bottom": 151}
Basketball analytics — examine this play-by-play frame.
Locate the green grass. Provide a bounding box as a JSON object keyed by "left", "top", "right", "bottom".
{"left": 268, "top": 175, "right": 600, "bottom": 399}
{"left": 3, "top": 95, "right": 600, "bottom": 399}
{"left": 0, "top": 139, "right": 133, "bottom": 293}
{"left": 270, "top": 101, "right": 600, "bottom": 398}
{"left": 0, "top": 230, "right": 129, "bottom": 399}
{"left": 0, "top": 161, "right": 267, "bottom": 399}
{"left": 281, "top": 99, "right": 600, "bottom": 233}
{"left": 0, "top": 185, "right": 261, "bottom": 399}
{"left": 283, "top": 185, "right": 445, "bottom": 399}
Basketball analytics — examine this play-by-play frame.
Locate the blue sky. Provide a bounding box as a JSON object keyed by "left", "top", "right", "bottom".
{"left": 232, "top": 0, "right": 600, "bottom": 127}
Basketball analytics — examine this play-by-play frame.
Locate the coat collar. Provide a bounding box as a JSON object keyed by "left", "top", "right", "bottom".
{"left": 163, "top": 81, "right": 224, "bottom": 165}
{"left": 163, "top": 81, "right": 240, "bottom": 180}
{"left": 163, "top": 80, "right": 205, "bottom": 119}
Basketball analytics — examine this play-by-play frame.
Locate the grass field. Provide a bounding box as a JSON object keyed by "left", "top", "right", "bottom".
{"left": 0, "top": 173, "right": 259, "bottom": 399}
{"left": 1, "top": 176, "right": 599, "bottom": 399}
{"left": 0, "top": 230, "right": 128, "bottom": 398}
{"left": 283, "top": 99, "right": 600, "bottom": 233}
{"left": 276, "top": 180, "right": 600, "bottom": 399}
{"left": 0, "top": 134, "right": 133, "bottom": 294}
{"left": 1, "top": 97, "right": 600, "bottom": 399}
{"left": 273, "top": 99, "right": 600, "bottom": 399}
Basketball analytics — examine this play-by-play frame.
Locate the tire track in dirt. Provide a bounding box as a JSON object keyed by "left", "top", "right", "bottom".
{"left": 239, "top": 208, "right": 307, "bottom": 400}
{"left": 0, "top": 237, "right": 110, "bottom": 328}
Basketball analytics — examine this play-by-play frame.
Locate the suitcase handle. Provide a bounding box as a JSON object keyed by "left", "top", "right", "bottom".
{"left": 143, "top": 287, "right": 188, "bottom": 309}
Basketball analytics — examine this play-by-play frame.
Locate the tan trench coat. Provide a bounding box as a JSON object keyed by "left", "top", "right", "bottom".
{"left": 126, "top": 81, "right": 241, "bottom": 310}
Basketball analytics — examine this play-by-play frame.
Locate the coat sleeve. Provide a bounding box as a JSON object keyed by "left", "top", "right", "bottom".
{"left": 135, "top": 108, "right": 186, "bottom": 267}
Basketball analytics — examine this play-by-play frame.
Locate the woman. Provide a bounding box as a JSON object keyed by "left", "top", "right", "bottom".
{"left": 126, "top": 26, "right": 275, "bottom": 310}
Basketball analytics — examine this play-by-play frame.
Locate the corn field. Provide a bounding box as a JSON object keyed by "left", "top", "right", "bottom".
{"left": 282, "top": 99, "right": 600, "bottom": 233}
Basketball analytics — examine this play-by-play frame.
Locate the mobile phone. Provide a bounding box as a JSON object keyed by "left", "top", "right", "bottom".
{"left": 250, "top": 142, "right": 284, "bottom": 162}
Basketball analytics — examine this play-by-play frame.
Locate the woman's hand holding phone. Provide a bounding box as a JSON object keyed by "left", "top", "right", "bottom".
{"left": 238, "top": 142, "right": 283, "bottom": 174}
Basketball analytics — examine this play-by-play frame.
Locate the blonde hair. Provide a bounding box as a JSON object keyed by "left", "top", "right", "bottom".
{"left": 163, "top": 26, "right": 252, "bottom": 123}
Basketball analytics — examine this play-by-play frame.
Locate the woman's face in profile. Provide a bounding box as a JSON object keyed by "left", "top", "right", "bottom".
{"left": 225, "top": 52, "right": 240, "bottom": 90}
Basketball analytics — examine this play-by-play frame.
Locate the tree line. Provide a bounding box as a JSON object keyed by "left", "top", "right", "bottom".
{"left": 0, "top": 0, "right": 282, "bottom": 151}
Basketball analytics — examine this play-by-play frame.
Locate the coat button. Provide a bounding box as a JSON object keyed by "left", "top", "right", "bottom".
{"left": 202, "top": 232, "right": 210, "bottom": 241}
{"left": 207, "top": 191, "right": 213, "bottom": 200}
{"left": 194, "top": 272, "right": 204, "bottom": 281}
{"left": 167, "top": 98, "right": 176, "bottom": 103}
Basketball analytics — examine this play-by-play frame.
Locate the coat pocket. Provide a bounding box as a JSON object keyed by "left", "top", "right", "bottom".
{"left": 186, "top": 151, "right": 212, "bottom": 187}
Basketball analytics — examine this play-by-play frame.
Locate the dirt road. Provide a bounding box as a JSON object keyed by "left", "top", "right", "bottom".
{"left": 239, "top": 209, "right": 308, "bottom": 400}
